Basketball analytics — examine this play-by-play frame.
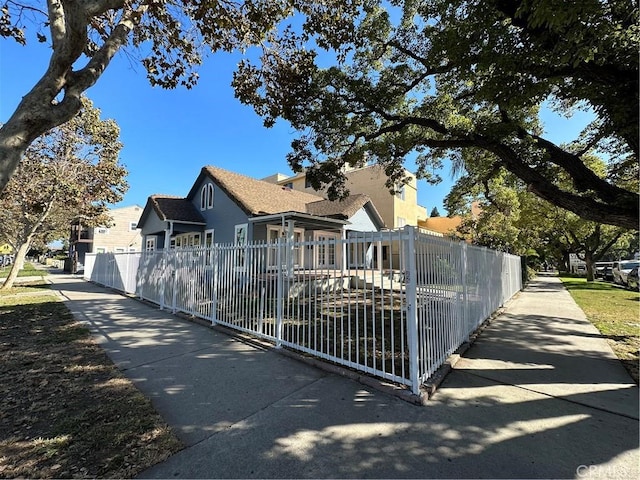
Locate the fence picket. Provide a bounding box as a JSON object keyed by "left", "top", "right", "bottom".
{"left": 84, "top": 227, "right": 522, "bottom": 393}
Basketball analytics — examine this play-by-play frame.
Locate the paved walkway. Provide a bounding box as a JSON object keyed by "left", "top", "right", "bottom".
{"left": 47, "top": 273, "right": 638, "bottom": 479}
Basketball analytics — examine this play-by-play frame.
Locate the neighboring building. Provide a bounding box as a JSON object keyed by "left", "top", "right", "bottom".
{"left": 137, "top": 166, "right": 386, "bottom": 270}
{"left": 418, "top": 202, "right": 483, "bottom": 238}
{"left": 418, "top": 216, "right": 462, "bottom": 237}
{"left": 70, "top": 205, "right": 143, "bottom": 264}
{"left": 262, "top": 164, "right": 428, "bottom": 229}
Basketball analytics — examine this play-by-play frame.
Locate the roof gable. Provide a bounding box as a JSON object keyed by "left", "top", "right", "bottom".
{"left": 191, "top": 166, "right": 326, "bottom": 216}
{"left": 306, "top": 193, "right": 376, "bottom": 220}
{"left": 139, "top": 195, "right": 205, "bottom": 226}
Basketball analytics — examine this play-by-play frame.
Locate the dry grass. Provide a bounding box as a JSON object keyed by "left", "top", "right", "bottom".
{"left": 0, "top": 285, "right": 182, "bottom": 478}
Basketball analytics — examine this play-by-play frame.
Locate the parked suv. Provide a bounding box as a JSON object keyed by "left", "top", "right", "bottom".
{"left": 612, "top": 260, "right": 640, "bottom": 285}
{"left": 627, "top": 267, "right": 639, "bottom": 291}
{"left": 594, "top": 261, "right": 614, "bottom": 280}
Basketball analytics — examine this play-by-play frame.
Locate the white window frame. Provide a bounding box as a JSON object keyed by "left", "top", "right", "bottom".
{"left": 129, "top": 221, "right": 138, "bottom": 231}
{"left": 200, "top": 186, "right": 207, "bottom": 210}
{"left": 314, "top": 232, "right": 339, "bottom": 268}
{"left": 96, "top": 247, "right": 107, "bottom": 254}
{"left": 172, "top": 232, "right": 203, "bottom": 248}
{"left": 207, "top": 183, "right": 214, "bottom": 209}
{"left": 234, "top": 223, "right": 248, "bottom": 270}
{"left": 204, "top": 229, "right": 215, "bottom": 248}
{"left": 267, "top": 226, "right": 304, "bottom": 268}
{"left": 145, "top": 236, "right": 156, "bottom": 251}
{"left": 201, "top": 183, "right": 214, "bottom": 210}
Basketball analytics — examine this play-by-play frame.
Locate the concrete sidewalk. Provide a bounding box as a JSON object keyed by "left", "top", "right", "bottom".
{"left": 49, "top": 273, "right": 639, "bottom": 479}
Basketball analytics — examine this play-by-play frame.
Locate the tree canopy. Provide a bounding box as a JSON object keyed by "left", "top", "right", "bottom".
{"left": 233, "top": 0, "right": 639, "bottom": 229}
{"left": 0, "top": 97, "right": 127, "bottom": 289}
{"left": 0, "top": 0, "right": 349, "bottom": 194}
{"left": 446, "top": 152, "right": 636, "bottom": 280}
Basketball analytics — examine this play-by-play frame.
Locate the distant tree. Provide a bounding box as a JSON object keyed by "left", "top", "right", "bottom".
{"left": 234, "top": 0, "right": 639, "bottom": 229}
{"left": 0, "top": 0, "right": 359, "bottom": 194}
{"left": 0, "top": 98, "right": 127, "bottom": 289}
{"left": 447, "top": 155, "right": 635, "bottom": 280}
{"left": 429, "top": 207, "right": 440, "bottom": 218}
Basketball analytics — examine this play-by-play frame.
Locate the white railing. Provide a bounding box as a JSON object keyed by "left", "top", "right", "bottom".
{"left": 84, "top": 226, "right": 522, "bottom": 394}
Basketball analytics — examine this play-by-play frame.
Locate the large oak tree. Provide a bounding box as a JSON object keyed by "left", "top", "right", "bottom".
{"left": 233, "top": 0, "right": 639, "bottom": 229}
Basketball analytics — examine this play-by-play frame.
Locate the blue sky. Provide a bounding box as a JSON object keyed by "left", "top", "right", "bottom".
{"left": 1, "top": 37, "right": 592, "bottom": 216}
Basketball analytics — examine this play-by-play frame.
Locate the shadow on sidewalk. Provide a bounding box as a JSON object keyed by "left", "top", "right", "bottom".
{"left": 44, "top": 276, "right": 640, "bottom": 479}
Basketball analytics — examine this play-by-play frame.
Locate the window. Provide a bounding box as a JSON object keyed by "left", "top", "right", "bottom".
{"left": 234, "top": 224, "right": 248, "bottom": 269}
{"left": 315, "top": 233, "right": 339, "bottom": 268}
{"left": 172, "top": 233, "right": 203, "bottom": 248}
{"left": 235, "top": 224, "right": 247, "bottom": 245}
{"left": 114, "top": 247, "right": 125, "bottom": 253}
{"left": 96, "top": 227, "right": 109, "bottom": 234}
{"left": 204, "top": 230, "right": 214, "bottom": 248}
{"left": 204, "top": 230, "right": 215, "bottom": 265}
{"left": 283, "top": 182, "right": 293, "bottom": 189}
{"left": 267, "top": 226, "right": 303, "bottom": 268}
{"left": 396, "top": 184, "right": 405, "bottom": 201}
{"left": 397, "top": 217, "right": 406, "bottom": 228}
{"left": 305, "top": 177, "right": 312, "bottom": 188}
{"left": 201, "top": 183, "right": 214, "bottom": 210}
{"left": 200, "top": 185, "right": 207, "bottom": 210}
{"left": 129, "top": 222, "right": 138, "bottom": 231}
{"left": 145, "top": 236, "right": 156, "bottom": 251}
{"left": 207, "top": 183, "right": 214, "bottom": 209}
{"left": 96, "top": 247, "right": 107, "bottom": 254}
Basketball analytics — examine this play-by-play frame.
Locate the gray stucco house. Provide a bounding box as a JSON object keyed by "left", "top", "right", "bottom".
{"left": 137, "top": 166, "right": 385, "bottom": 269}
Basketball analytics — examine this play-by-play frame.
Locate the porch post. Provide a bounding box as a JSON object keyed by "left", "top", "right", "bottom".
{"left": 341, "top": 229, "right": 347, "bottom": 275}
{"left": 285, "top": 220, "right": 294, "bottom": 278}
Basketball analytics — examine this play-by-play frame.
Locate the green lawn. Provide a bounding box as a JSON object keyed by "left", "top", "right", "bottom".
{"left": 560, "top": 276, "right": 639, "bottom": 384}
{"left": 0, "top": 262, "right": 49, "bottom": 278}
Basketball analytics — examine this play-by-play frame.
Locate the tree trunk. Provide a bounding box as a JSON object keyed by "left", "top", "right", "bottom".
{"left": 0, "top": 240, "right": 32, "bottom": 290}
{"left": 584, "top": 252, "right": 595, "bottom": 282}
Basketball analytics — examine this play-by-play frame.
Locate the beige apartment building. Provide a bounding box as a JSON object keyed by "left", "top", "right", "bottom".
{"left": 70, "top": 205, "right": 143, "bottom": 263}
{"left": 263, "top": 164, "right": 427, "bottom": 229}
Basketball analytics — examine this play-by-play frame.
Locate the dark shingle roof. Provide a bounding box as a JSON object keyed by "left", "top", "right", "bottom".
{"left": 149, "top": 195, "right": 205, "bottom": 223}
{"left": 306, "top": 194, "right": 370, "bottom": 219}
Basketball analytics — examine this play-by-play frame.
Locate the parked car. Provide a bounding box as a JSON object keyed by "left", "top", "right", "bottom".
{"left": 627, "top": 267, "right": 639, "bottom": 291}
{"left": 594, "top": 261, "right": 614, "bottom": 280}
{"left": 612, "top": 260, "right": 640, "bottom": 285}
{"left": 0, "top": 254, "right": 13, "bottom": 268}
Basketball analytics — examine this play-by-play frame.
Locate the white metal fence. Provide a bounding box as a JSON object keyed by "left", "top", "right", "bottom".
{"left": 85, "top": 226, "right": 522, "bottom": 394}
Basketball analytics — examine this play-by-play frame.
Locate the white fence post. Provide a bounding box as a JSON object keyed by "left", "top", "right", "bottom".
{"left": 211, "top": 246, "right": 219, "bottom": 325}
{"left": 159, "top": 250, "right": 167, "bottom": 311}
{"left": 404, "top": 226, "right": 420, "bottom": 395}
{"left": 275, "top": 237, "right": 284, "bottom": 348}
{"left": 461, "top": 242, "right": 469, "bottom": 341}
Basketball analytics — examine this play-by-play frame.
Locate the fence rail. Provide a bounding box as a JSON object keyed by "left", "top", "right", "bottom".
{"left": 85, "top": 226, "right": 522, "bottom": 394}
